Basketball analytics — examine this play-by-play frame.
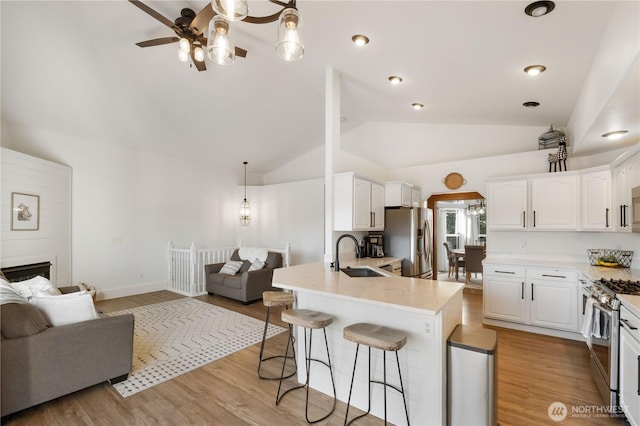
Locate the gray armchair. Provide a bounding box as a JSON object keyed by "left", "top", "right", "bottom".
{"left": 205, "top": 249, "right": 283, "bottom": 303}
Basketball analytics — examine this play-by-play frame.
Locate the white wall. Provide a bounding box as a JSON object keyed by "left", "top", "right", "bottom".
{"left": 237, "top": 178, "right": 325, "bottom": 265}
{"left": 2, "top": 124, "right": 239, "bottom": 299}
{"left": 1, "top": 148, "right": 72, "bottom": 286}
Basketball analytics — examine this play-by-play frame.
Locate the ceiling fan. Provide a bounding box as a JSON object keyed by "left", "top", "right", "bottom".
{"left": 129, "top": 0, "right": 247, "bottom": 71}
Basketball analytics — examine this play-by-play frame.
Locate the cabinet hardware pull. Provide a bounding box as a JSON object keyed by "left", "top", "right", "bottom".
{"left": 542, "top": 274, "right": 566, "bottom": 279}
{"left": 522, "top": 211, "right": 526, "bottom": 228}
{"left": 621, "top": 318, "right": 638, "bottom": 330}
{"left": 637, "top": 355, "right": 640, "bottom": 396}
{"left": 621, "top": 205, "right": 624, "bottom": 228}
{"left": 531, "top": 283, "right": 534, "bottom": 301}
{"left": 582, "top": 294, "right": 587, "bottom": 315}
{"left": 605, "top": 207, "right": 609, "bottom": 228}
{"left": 521, "top": 282, "right": 524, "bottom": 300}
{"left": 623, "top": 205, "right": 628, "bottom": 227}
{"left": 372, "top": 212, "right": 375, "bottom": 227}
{"left": 495, "top": 270, "right": 515, "bottom": 274}
{"left": 533, "top": 210, "right": 536, "bottom": 227}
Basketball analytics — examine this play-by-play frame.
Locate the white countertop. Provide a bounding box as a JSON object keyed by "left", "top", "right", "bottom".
{"left": 619, "top": 294, "right": 640, "bottom": 318}
{"left": 272, "top": 261, "right": 464, "bottom": 315}
{"left": 484, "top": 256, "right": 640, "bottom": 282}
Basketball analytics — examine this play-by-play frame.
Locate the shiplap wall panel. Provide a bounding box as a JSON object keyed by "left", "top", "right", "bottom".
{"left": 1, "top": 148, "right": 72, "bottom": 286}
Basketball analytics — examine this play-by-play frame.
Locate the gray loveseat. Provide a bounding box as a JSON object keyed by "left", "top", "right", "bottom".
{"left": 1, "top": 286, "right": 134, "bottom": 417}
{"left": 205, "top": 249, "right": 283, "bottom": 303}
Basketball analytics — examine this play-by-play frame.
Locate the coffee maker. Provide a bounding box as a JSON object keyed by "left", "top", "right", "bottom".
{"left": 363, "top": 234, "right": 384, "bottom": 257}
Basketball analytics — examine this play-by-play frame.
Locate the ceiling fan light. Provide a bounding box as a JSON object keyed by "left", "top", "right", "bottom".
{"left": 211, "top": 0, "right": 247, "bottom": 22}
{"left": 178, "top": 48, "right": 190, "bottom": 62}
{"left": 206, "top": 16, "right": 235, "bottom": 65}
{"left": 194, "top": 45, "right": 205, "bottom": 62}
{"left": 178, "top": 37, "right": 190, "bottom": 52}
{"left": 276, "top": 8, "right": 304, "bottom": 61}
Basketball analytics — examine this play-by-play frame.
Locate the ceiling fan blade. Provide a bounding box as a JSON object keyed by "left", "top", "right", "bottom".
{"left": 190, "top": 51, "right": 207, "bottom": 72}
{"left": 129, "top": 0, "right": 181, "bottom": 33}
{"left": 136, "top": 36, "right": 180, "bottom": 48}
{"left": 235, "top": 47, "right": 248, "bottom": 58}
{"left": 189, "top": 3, "right": 215, "bottom": 36}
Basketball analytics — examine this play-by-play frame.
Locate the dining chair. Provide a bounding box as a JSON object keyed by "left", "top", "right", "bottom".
{"left": 443, "top": 242, "right": 465, "bottom": 278}
{"left": 464, "top": 245, "right": 486, "bottom": 284}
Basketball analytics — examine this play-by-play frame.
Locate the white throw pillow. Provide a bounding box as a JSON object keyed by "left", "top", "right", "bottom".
{"left": 11, "top": 275, "right": 61, "bottom": 299}
{"left": 248, "top": 258, "right": 265, "bottom": 271}
{"left": 30, "top": 292, "right": 97, "bottom": 326}
{"left": 0, "top": 279, "right": 29, "bottom": 305}
{"left": 219, "top": 260, "right": 244, "bottom": 275}
{"left": 238, "top": 247, "right": 269, "bottom": 262}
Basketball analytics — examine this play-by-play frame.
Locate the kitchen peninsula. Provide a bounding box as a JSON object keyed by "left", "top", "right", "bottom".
{"left": 272, "top": 259, "right": 464, "bottom": 425}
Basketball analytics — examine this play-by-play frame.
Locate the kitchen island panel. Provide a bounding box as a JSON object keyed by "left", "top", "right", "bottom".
{"left": 279, "top": 280, "right": 462, "bottom": 425}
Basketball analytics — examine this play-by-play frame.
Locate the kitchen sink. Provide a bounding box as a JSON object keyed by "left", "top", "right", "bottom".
{"left": 340, "top": 267, "right": 385, "bottom": 278}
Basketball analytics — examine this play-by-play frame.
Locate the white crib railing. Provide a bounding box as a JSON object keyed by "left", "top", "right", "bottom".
{"left": 167, "top": 241, "right": 291, "bottom": 296}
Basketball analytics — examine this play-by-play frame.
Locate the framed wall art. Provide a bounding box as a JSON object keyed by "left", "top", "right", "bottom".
{"left": 11, "top": 192, "right": 40, "bottom": 231}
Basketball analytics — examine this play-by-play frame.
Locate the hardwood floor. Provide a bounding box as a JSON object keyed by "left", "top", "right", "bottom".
{"left": 2, "top": 291, "right": 625, "bottom": 425}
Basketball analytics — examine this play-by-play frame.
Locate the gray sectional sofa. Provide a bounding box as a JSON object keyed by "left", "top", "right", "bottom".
{"left": 205, "top": 249, "right": 283, "bottom": 303}
{"left": 0, "top": 286, "right": 134, "bottom": 417}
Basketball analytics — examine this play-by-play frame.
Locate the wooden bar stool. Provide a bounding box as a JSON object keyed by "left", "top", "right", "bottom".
{"left": 276, "top": 309, "right": 337, "bottom": 424}
{"left": 258, "top": 291, "right": 296, "bottom": 380}
{"left": 343, "top": 323, "right": 410, "bottom": 425}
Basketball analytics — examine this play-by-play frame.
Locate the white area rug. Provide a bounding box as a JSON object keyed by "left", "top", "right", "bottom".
{"left": 109, "top": 297, "right": 285, "bottom": 397}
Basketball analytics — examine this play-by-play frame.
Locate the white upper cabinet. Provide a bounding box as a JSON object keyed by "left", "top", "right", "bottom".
{"left": 530, "top": 175, "right": 579, "bottom": 230}
{"left": 487, "top": 180, "right": 528, "bottom": 230}
{"left": 580, "top": 169, "right": 612, "bottom": 231}
{"left": 385, "top": 181, "right": 420, "bottom": 208}
{"left": 334, "top": 173, "right": 385, "bottom": 231}
{"left": 613, "top": 151, "right": 640, "bottom": 232}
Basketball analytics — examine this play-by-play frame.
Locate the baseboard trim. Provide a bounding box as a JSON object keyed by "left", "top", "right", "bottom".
{"left": 97, "top": 281, "right": 166, "bottom": 301}
{"left": 483, "top": 317, "right": 584, "bottom": 342}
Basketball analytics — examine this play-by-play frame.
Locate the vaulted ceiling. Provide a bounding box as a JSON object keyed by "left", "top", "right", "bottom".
{"left": 1, "top": 1, "right": 638, "bottom": 175}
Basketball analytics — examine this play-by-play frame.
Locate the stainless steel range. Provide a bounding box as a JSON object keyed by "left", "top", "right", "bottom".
{"left": 582, "top": 276, "right": 640, "bottom": 412}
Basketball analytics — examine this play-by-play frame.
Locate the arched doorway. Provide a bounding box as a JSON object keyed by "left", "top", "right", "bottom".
{"left": 427, "top": 191, "right": 484, "bottom": 277}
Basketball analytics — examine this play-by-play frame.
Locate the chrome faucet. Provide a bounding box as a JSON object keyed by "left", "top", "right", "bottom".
{"left": 334, "top": 234, "right": 361, "bottom": 271}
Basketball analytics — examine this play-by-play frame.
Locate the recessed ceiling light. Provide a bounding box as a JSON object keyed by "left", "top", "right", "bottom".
{"left": 352, "top": 35, "right": 370, "bottom": 47}
{"left": 524, "top": 65, "right": 546, "bottom": 76}
{"left": 411, "top": 103, "right": 424, "bottom": 110}
{"left": 525, "top": 1, "right": 555, "bottom": 17}
{"left": 388, "top": 76, "right": 403, "bottom": 85}
{"left": 602, "top": 130, "right": 629, "bottom": 140}
{"left": 523, "top": 101, "right": 540, "bottom": 108}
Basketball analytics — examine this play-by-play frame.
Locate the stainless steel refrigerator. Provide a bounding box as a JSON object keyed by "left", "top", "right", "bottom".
{"left": 382, "top": 207, "right": 433, "bottom": 278}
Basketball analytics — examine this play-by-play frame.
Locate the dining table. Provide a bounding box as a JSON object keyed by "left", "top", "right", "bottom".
{"left": 451, "top": 248, "right": 465, "bottom": 281}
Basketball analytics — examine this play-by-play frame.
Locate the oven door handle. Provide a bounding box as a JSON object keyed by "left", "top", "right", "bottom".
{"left": 621, "top": 318, "right": 638, "bottom": 331}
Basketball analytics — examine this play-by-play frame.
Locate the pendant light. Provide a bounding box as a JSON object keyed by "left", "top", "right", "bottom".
{"left": 211, "top": 0, "right": 248, "bottom": 22}
{"left": 275, "top": 7, "right": 304, "bottom": 61}
{"left": 207, "top": 16, "right": 235, "bottom": 65}
{"left": 239, "top": 161, "right": 251, "bottom": 226}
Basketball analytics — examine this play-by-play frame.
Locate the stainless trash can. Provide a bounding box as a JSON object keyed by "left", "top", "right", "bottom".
{"left": 447, "top": 324, "right": 497, "bottom": 426}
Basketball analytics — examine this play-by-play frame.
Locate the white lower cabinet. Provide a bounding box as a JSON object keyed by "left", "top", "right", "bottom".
{"left": 484, "top": 264, "right": 579, "bottom": 333}
{"left": 483, "top": 266, "right": 526, "bottom": 323}
{"left": 620, "top": 305, "right": 640, "bottom": 426}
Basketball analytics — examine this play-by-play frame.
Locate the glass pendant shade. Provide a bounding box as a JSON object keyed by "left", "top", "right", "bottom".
{"left": 275, "top": 8, "right": 304, "bottom": 61}
{"left": 239, "top": 199, "right": 251, "bottom": 226}
{"left": 211, "top": 0, "right": 248, "bottom": 21}
{"left": 206, "top": 16, "right": 235, "bottom": 65}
